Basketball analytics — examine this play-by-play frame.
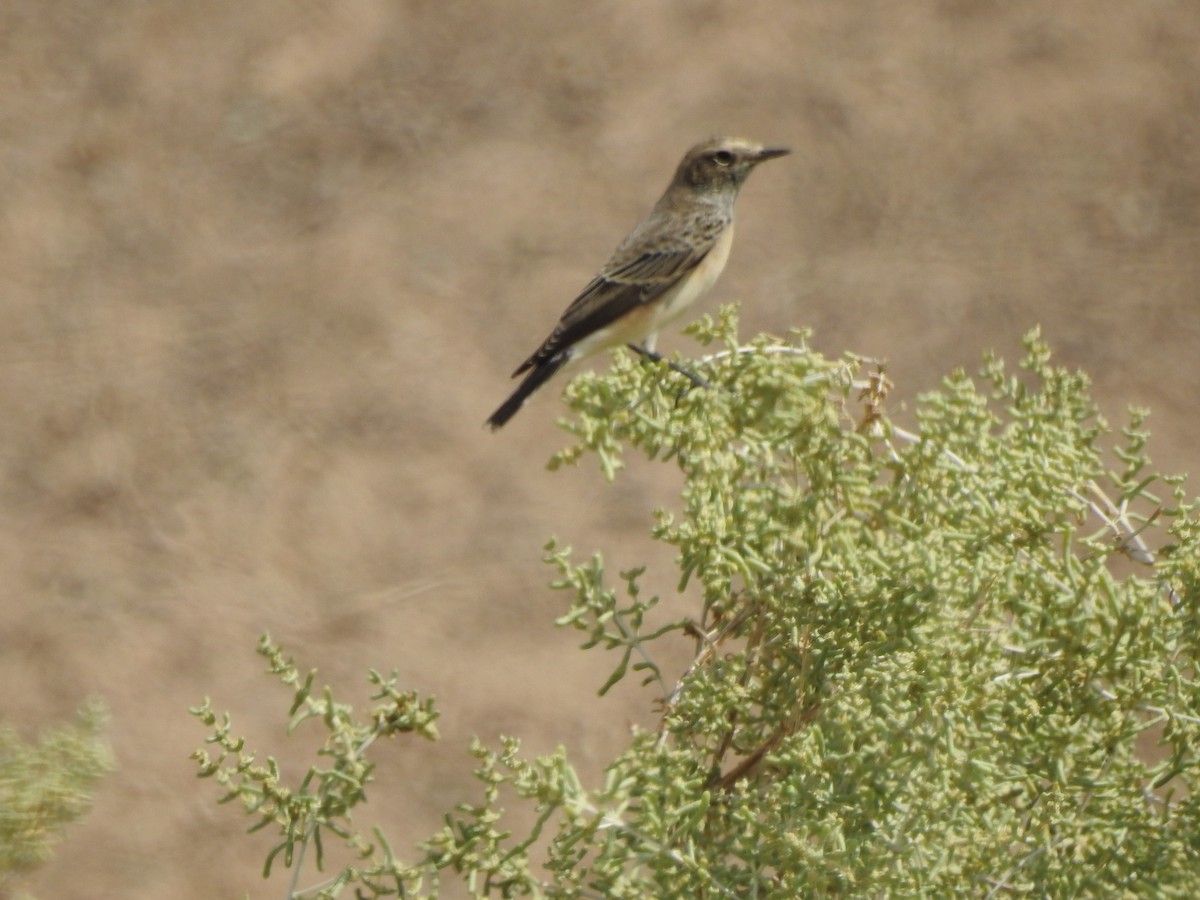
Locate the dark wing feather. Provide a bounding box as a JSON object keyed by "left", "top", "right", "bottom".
{"left": 512, "top": 243, "right": 704, "bottom": 377}
{"left": 604, "top": 247, "right": 701, "bottom": 282}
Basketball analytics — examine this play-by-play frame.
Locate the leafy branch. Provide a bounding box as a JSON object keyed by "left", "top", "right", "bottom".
{"left": 194, "top": 307, "right": 1200, "bottom": 897}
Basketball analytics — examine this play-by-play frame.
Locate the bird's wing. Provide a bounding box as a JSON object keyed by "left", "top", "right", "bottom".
{"left": 511, "top": 237, "right": 713, "bottom": 377}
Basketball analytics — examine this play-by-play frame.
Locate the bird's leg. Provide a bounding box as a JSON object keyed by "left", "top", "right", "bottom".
{"left": 626, "top": 343, "right": 711, "bottom": 390}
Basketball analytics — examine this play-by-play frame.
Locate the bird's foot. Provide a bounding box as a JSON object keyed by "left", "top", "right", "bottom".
{"left": 626, "top": 343, "right": 711, "bottom": 390}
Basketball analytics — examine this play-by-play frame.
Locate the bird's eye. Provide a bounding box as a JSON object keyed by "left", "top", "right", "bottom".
{"left": 713, "top": 150, "right": 735, "bottom": 166}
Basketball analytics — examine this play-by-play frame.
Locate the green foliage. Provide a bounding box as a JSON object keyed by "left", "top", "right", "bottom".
{"left": 194, "top": 307, "right": 1200, "bottom": 896}
{"left": 190, "top": 636, "right": 440, "bottom": 897}
{"left": 0, "top": 701, "right": 112, "bottom": 899}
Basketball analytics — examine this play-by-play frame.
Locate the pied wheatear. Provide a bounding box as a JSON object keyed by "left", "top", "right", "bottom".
{"left": 486, "top": 136, "right": 788, "bottom": 430}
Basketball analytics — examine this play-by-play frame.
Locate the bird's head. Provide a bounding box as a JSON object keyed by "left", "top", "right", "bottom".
{"left": 675, "top": 136, "right": 790, "bottom": 193}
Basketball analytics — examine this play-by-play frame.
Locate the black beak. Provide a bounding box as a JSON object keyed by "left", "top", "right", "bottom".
{"left": 755, "top": 146, "right": 791, "bottom": 162}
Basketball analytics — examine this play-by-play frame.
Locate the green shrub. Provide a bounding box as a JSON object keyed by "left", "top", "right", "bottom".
{"left": 194, "top": 308, "right": 1200, "bottom": 897}
{"left": 0, "top": 701, "right": 112, "bottom": 900}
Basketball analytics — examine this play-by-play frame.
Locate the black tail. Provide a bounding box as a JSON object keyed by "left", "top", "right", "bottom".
{"left": 485, "top": 353, "right": 570, "bottom": 430}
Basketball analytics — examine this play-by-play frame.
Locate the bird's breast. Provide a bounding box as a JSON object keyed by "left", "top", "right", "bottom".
{"left": 652, "top": 220, "right": 735, "bottom": 327}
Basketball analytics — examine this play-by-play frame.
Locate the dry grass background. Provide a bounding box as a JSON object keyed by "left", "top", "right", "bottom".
{"left": 2, "top": 2, "right": 1198, "bottom": 896}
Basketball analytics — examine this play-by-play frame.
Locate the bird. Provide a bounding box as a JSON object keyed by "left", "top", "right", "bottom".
{"left": 485, "top": 136, "right": 789, "bottom": 430}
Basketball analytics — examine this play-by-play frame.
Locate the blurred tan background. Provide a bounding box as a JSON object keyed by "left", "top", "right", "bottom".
{"left": 2, "top": 2, "right": 1198, "bottom": 896}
